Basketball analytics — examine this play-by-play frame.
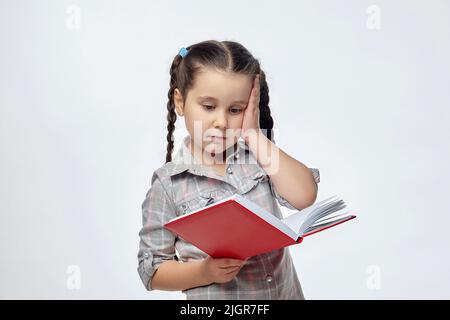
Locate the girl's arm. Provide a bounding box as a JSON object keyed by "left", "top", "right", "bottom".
{"left": 151, "top": 260, "right": 211, "bottom": 291}
{"left": 241, "top": 75, "right": 317, "bottom": 211}
{"left": 152, "top": 257, "right": 246, "bottom": 291}
{"left": 247, "top": 129, "right": 318, "bottom": 210}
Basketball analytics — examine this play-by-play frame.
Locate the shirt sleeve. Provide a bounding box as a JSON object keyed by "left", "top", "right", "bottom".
{"left": 137, "top": 171, "right": 177, "bottom": 291}
{"left": 269, "top": 167, "right": 320, "bottom": 210}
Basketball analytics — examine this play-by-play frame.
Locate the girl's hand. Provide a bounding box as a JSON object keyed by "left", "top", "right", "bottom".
{"left": 201, "top": 256, "right": 248, "bottom": 284}
{"left": 241, "top": 74, "right": 261, "bottom": 145}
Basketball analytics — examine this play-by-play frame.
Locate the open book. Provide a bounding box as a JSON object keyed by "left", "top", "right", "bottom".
{"left": 164, "top": 194, "right": 356, "bottom": 259}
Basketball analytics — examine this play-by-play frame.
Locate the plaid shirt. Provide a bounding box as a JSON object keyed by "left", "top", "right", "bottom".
{"left": 137, "top": 135, "right": 320, "bottom": 300}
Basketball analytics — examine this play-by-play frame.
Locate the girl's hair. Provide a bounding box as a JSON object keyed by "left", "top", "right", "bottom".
{"left": 165, "top": 40, "right": 274, "bottom": 163}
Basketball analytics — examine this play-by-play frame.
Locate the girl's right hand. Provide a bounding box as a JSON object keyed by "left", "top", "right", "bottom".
{"left": 201, "top": 256, "right": 248, "bottom": 284}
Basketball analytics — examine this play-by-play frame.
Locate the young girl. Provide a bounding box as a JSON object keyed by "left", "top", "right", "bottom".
{"left": 137, "top": 40, "right": 320, "bottom": 300}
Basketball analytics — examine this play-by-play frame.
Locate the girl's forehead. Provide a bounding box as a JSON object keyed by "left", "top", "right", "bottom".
{"left": 195, "top": 67, "right": 251, "bottom": 83}
{"left": 189, "top": 68, "right": 253, "bottom": 99}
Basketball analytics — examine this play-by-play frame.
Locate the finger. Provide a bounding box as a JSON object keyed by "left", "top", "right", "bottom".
{"left": 225, "top": 266, "right": 241, "bottom": 275}
{"left": 224, "top": 258, "right": 246, "bottom": 265}
{"left": 247, "top": 76, "right": 260, "bottom": 110}
{"left": 219, "top": 259, "right": 245, "bottom": 269}
{"left": 253, "top": 74, "right": 260, "bottom": 101}
{"left": 219, "top": 263, "right": 242, "bottom": 269}
{"left": 222, "top": 267, "right": 240, "bottom": 275}
{"left": 220, "top": 258, "right": 244, "bottom": 265}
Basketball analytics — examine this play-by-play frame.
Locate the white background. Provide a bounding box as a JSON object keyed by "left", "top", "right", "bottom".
{"left": 1, "top": 0, "right": 449, "bottom": 299}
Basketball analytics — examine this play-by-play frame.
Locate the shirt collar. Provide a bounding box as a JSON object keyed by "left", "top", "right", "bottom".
{"left": 168, "top": 135, "right": 249, "bottom": 177}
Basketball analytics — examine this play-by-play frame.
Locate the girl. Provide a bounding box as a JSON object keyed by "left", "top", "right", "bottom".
{"left": 137, "top": 40, "right": 320, "bottom": 300}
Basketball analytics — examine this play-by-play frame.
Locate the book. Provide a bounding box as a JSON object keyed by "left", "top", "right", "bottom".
{"left": 164, "top": 194, "right": 356, "bottom": 259}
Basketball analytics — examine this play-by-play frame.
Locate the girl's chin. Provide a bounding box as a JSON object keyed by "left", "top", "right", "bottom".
{"left": 202, "top": 137, "right": 236, "bottom": 154}
{"left": 204, "top": 145, "right": 226, "bottom": 155}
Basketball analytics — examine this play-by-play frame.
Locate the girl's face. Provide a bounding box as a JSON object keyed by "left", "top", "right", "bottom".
{"left": 174, "top": 67, "right": 253, "bottom": 164}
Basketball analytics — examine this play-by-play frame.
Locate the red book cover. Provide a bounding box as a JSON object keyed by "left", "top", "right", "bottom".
{"left": 164, "top": 194, "right": 356, "bottom": 259}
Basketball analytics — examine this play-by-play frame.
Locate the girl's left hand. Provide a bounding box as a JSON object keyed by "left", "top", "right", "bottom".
{"left": 241, "top": 74, "right": 261, "bottom": 144}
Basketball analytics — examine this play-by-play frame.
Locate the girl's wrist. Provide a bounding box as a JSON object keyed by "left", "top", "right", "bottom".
{"left": 243, "top": 128, "right": 263, "bottom": 145}
{"left": 199, "top": 258, "right": 215, "bottom": 285}
{"left": 245, "top": 129, "right": 270, "bottom": 154}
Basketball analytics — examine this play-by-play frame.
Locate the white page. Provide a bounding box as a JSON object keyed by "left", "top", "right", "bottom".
{"left": 281, "top": 195, "right": 339, "bottom": 236}
{"left": 314, "top": 211, "right": 350, "bottom": 225}
{"left": 299, "top": 198, "right": 347, "bottom": 232}
{"left": 301, "top": 215, "right": 354, "bottom": 236}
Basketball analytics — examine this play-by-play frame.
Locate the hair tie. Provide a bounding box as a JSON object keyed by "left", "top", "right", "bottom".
{"left": 178, "top": 47, "right": 189, "bottom": 58}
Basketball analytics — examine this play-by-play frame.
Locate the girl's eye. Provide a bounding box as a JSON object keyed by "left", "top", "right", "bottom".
{"left": 202, "top": 105, "right": 242, "bottom": 114}
{"left": 203, "top": 105, "right": 215, "bottom": 111}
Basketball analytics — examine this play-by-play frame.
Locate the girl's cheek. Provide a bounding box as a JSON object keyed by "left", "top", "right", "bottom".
{"left": 231, "top": 116, "right": 244, "bottom": 128}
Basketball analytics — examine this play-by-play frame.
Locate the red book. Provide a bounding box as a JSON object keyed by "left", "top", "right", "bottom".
{"left": 164, "top": 194, "right": 356, "bottom": 259}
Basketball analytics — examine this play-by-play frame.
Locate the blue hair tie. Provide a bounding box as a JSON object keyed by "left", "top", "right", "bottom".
{"left": 179, "top": 47, "right": 189, "bottom": 58}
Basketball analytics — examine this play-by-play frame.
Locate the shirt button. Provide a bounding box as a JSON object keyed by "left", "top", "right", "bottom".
{"left": 200, "top": 192, "right": 211, "bottom": 198}
{"left": 266, "top": 275, "right": 273, "bottom": 283}
{"left": 227, "top": 166, "right": 233, "bottom": 174}
{"left": 143, "top": 252, "right": 149, "bottom": 259}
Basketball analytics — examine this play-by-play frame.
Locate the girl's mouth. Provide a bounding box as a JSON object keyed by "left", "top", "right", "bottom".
{"left": 210, "top": 136, "right": 226, "bottom": 141}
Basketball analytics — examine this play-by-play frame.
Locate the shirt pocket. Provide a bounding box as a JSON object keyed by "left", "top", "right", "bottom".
{"left": 175, "top": 189, "right": 229, "bottom": 216}
{"left": 239, "top": 169, "right": 270, "bottom": 195}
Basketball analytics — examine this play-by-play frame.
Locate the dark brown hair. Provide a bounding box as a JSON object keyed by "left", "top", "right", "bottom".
{"left": 165, "top": 40, "right": 274, "bottom": 163}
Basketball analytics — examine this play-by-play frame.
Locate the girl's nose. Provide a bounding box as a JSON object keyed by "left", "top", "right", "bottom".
{"left": 213, "top": 115, "right": 227, "bottom": 128}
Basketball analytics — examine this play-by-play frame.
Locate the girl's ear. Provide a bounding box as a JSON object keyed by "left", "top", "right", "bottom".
{"left": 174, "top": 88, "right": 184, "bottom": 116}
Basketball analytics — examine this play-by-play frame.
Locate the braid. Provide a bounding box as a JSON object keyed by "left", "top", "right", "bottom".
{"left": 258, "top": 70, "right": 274, "bottom": 142}
{"left": 165, "top": 56, "right": 182, "bottom": 163}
